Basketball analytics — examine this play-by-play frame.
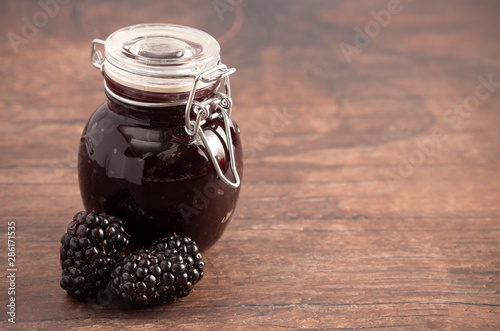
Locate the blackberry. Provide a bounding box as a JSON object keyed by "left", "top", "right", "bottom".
{"left": 150, "top": 235, "right": 205, "bottom": 288}
{"left": 60, "top": 211, "right": 129, "bottom": 301}
{"left": 109, "top": 237, "right": 205, "bottom": 306}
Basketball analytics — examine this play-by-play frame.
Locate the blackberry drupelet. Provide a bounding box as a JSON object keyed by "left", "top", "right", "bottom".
{"left": 60, "top": 211, "right": 129, "bottom": 301}
{"left": 109, "top": 237, "right": 205, "bottom": 306}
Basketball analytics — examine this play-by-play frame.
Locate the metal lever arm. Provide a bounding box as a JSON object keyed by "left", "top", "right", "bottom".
{"left": 198, "top": 111, "right": 240, "bottom": 189}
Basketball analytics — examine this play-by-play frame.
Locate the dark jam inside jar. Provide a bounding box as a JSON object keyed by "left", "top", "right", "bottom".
{"left": 78, "top": 76, "right": 243, "bottom": 251}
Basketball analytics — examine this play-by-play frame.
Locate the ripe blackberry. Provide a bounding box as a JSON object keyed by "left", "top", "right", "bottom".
{"left": 60, "top": 211, "right": 129, "bottom": 301}
{"left": 109, "top": 238, "right": 205, "bottom": 306}
{"left": 150, "top": 235, "right": 205, "bottom": 289}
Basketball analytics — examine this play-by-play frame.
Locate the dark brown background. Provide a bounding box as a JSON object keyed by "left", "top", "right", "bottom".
{"left": 1, "top": 0, "right": 499, "bottom": 329}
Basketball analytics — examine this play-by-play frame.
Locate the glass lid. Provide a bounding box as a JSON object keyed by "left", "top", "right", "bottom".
{"left": 102, "top": 23, "right": 221, "bottom": 93}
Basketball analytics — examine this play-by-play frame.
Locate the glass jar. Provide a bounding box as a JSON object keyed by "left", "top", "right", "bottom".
{"left": 78, "top": 24, "right": 242, "bottom": 251}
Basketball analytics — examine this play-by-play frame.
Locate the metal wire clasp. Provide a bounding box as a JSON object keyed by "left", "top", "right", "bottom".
{"left": 184, "top": 65, "right": 240, "bottom": 189}
{"left": 184, "top": 64, "right": 235, "bottom": 135}
{"left": 90, "top": 39, "right": 105, "bottom": 70}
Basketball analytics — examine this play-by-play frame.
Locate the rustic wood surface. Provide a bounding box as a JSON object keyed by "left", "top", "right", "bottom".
{"left": 1, "top": 0, "right": 499, "bottom": 329}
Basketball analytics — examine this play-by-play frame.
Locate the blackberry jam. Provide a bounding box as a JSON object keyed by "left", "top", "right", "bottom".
{"left": 78, "top": 24, "right": 242, "bottom": 251}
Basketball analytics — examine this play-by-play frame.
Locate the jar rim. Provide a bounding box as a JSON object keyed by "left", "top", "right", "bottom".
{"left": 102, "top": 23, "right": 221, "bottom": 93}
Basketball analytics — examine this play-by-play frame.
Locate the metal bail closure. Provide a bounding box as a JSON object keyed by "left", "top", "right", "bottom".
{"left": 184, "top": 65, "right": 240, "bottom": 189}
{"left": 91, "top": 39, "right": 105, "bottom": 70}
{"left": 198, "top": 111, "right": 241, "bottom": 189}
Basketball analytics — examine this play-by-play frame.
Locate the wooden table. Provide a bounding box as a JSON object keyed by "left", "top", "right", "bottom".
{"left": 1, "top": 0, "right": 499, "bottom": 329}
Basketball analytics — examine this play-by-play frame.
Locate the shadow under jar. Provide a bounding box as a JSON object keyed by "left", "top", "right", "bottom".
{"left": 78, "top": 24, "right": 242, "bottom": 251}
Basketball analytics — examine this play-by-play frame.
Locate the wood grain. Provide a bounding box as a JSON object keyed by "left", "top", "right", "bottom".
{"left": 1, "top": 0, "right": 499, "bottom": 329}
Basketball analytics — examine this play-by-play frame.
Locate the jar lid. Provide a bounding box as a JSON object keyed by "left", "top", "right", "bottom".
{"left": 101, "top": 23, "right": 221, "bottom": 93}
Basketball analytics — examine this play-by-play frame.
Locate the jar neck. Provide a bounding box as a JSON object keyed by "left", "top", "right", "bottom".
{"left": 104, "top": 74, "right": 219, "bottom": 103}
{"left": 104, "top": 75, "right": 220, "bottom": 126}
